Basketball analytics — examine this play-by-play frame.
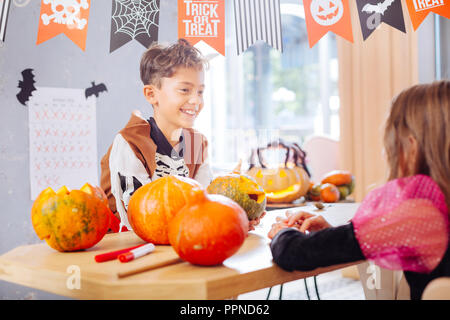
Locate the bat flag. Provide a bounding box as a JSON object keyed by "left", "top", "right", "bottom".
{"left": 356, "top": 0, "right": 406, "bottom": 41}
{"left": 303, "top": 0, "right": 353, "bottom": 48}
{"left": 17, "top": 68, "right": 37, "bottom": 106}
{"left": 36, "top": 0, "right": 91, "bottom": 51}
{"left": 178, "top": 0, "right": 225, "bottom": 56}
{"left": 405, "top": 0, "right": 450, "bottom": 31}
{"left": 110, "top": 0, "right": 160, "bottom": 53}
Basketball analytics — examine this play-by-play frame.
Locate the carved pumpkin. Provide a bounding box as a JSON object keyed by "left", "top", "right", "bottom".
{"left": 310, "top": 0, "right": 344, "bottom": 26}
{"left": 207, "top": 171, "right": 266, "bottom": 220}
{"left": 246, "top": 140, "right": 311, "bottom": 203}
{"left": 168, "top": 190, "right": 248, "bottom": 266}
{"left": 127, "top": 175, "right": 202, "bottom": 244}
{"left": 31, "top": 183, "right": 116, "bottom": 252}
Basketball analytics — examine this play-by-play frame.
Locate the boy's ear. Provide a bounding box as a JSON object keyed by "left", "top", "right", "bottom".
{"left": 143, "top": 85, "right": 158, "bottom": 105}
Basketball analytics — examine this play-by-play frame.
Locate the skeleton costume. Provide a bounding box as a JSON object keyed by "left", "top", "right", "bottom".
{"left": 101, "top": 112, "right": 212, "bottom": 231}
{"left": 271, "top": 175, "right": 449, "bottom": 300}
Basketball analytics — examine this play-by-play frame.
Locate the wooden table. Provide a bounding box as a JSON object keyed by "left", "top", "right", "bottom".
{"left": 0, "top": 203, "right": 362, "bottom": 299}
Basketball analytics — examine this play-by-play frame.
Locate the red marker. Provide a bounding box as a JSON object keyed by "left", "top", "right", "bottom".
{"left": 118, "top": 243, "right": 156, "bottom": 263}
{"left": 94, "top": 244, "right": 145, "bottom": 263}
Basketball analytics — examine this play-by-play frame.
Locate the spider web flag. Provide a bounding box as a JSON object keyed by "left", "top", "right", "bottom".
{"left": 110, "top": 0, "right": 160, "bottom": 53}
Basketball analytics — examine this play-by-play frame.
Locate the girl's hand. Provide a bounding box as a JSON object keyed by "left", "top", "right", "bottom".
{"left": 286, "top": 211, "right": 331, "bottom": 233}
{"left": 248, "top": 211, "right": 266, "bottom": 231}
{"left": 267, "top": 210, "right": 332, "bottom": 239}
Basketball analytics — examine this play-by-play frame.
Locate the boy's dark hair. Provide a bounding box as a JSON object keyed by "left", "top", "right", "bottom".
{"left": 140, "top": 39, "right": 207, "bottom": 87}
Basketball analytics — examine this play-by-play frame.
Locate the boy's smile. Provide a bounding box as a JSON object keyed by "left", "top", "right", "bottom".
{"left": 144, "top": 67, "right": 205, "bottom": 145}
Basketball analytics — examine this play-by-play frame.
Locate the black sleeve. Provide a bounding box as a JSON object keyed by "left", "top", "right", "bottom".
{"left": 270, "top": 222, "right": 365, "bottom": 272}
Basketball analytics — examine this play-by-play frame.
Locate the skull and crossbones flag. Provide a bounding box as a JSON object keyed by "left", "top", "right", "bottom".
{"left": 356, "top": 0, "right": 406, "bottom": 41}
{"left": 233, "top": 0, "right": 283, "bottom": 55}
{"left": 303, "top": 0, "right": 353, "bottom": 48}
{"left": 110, "top": 0, "right": 160, "bottom": 53}
{"left": 36, "top": 0, "right": 91, "bottom": 51}
{"left": 0, "top": 0, "right": 11, "bottom": 43}
{"left": 405, "top": 0, "right": 450, "bottom": 31}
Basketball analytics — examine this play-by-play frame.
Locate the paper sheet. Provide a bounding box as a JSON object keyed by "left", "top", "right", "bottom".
{"left": 28, "top": 87, "right": 98, "bottom": 200}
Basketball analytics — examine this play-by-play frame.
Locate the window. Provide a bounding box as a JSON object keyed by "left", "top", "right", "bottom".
{"left": 195, "top": 0, "right": 339, "bottom": 175}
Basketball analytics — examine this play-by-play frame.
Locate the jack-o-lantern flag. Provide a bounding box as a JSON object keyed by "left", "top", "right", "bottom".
{"left": 405, "top": 0, "right": 450, "bottom": 31}
{"left": 36, "top": 0, "right": 91, "bottom": 51}
{"left": 178, "top": 0, "right": 225, "bottom": 56}
{"left": 303, "top": 0, "right": 353, "bottom": 48}
{"left": 356, "top": 0, "right": 406, "bottom": 41}
{"left": 234, "top": 0, "right": 283, "bottom": 55}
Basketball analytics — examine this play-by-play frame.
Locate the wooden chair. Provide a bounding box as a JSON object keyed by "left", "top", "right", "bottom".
{"left": 422, "top": 277, "right": 450, "bottom": 300}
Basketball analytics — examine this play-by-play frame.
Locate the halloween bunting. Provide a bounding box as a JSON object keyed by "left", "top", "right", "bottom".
{"left": 405, "top": 0, "right": 450, "bottom": 31}
{"left": 356, "top": 0, "right": 406, "bottom": 41}
{"left": 233, "top": 0, "right": 283, "bottom": 55}
{"left": 36, "top": 0, "right": 91, "bottom": 51}
{"left": 303, "top": 0, "right": 353, "bottom": 48}
{"left": 0, "top": 0, "right": 11, "bottom": 42}
{"left": 110, "top": 0, "right": 160, "bottom": 53}
{"left": 178, "top": 0, "right": 225, "bottom": 56}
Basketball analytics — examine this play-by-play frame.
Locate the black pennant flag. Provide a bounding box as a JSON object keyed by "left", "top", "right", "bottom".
{"left": 110, "top": 0, "right": 160, "bottom": 53}
{"left": 356, "top": 0, "right": 406, "bottom": 41}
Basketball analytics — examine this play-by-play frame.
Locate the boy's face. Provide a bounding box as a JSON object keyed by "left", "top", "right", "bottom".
{"left": 145, "top": 67, "right": 205, "bottom": 130}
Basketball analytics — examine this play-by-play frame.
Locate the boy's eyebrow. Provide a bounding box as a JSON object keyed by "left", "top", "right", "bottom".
{"left": 178, "top": 81, "right": 205, "bottom": 88}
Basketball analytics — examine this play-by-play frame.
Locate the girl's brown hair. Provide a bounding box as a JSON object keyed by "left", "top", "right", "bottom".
{"left": 140, "top": 39, "right": 207, "bottom": 87}
{"left": 384, "top": 80, "right": 450, "bottom": 207}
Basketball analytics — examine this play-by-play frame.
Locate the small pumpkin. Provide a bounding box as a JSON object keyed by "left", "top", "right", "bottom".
{"left": 127, "top": 175, "right": 202, "bottom": 244}
{"left": 31, "top": 183, "right": 116, "bottom": 252}
{"left": 319, "top": 183, "right": 340, "bottom": 203}
{"left": 168, "top": 190, "right": 249, "bottom": 266}
{"left": 247, "top": 140, "right": 311, "bottom": 203}
{"left": 321, "top": 170, "right": 355, "bottom": 200}
{"left": 207, "top": 171, "right": 266, "bottom": 220}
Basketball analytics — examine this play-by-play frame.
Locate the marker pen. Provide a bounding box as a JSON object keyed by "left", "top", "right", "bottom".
{"left": 118, "top": 243, "right": 155, "bottom": 263}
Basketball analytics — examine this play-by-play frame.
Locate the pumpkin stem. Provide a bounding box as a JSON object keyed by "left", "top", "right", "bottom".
{"left": 232, "top": 159, "right": 242, "bottom": 174}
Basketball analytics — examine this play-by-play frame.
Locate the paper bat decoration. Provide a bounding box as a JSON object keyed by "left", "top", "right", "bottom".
{"left": 16, "top": 68, "right": 37, "bottom": 106}
{"left": 85, "top": 81, "right": 108, "bottom": 99}
{"left": 362, "top": 0, "right": 395, "bottom": 15}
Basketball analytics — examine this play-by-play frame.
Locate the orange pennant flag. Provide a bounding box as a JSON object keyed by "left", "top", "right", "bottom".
{"left": 36, "top": 0, "right": 91, "bottom": 51}
{"left": 178, "top": 0, "right": 225, "bottom": 56}
{"left": 406, "top": 0, "right": 450, "bottom": 31}
{"left": 303, "top": 0, "right": 353, "bottom": 48}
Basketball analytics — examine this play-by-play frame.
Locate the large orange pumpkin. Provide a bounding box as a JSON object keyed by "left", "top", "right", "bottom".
{"left": 31, "top": 183, "right": 115, "bottom": 252}
{"left": 168, "top": 190, "right": 249, "bottom": 266}
{"left": 127, "top": 175, "right": 202, "bottom": 244}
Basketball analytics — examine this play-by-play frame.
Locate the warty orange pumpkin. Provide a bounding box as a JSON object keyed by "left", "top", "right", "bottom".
{"left": 168, "top": 190, "right": 249, "bottom": 266}
{"left": 31, "top": 183, "right": 116, "bottom": 252}
{"left": 127, "top": 175, "right": 202, "bottom": 245}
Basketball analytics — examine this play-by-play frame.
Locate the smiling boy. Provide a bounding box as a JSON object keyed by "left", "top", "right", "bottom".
{"left": 100, "top": 39, "right": 212, "bottom": 230}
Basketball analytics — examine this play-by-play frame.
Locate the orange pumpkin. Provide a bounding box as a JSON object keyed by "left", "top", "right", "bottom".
{"left": 31, "top": 183, "right": 115, "bottom": 252}
{"left": 319, "top": 183, "right": 340, "bottom": 203}
{"left": 168, "top": 190, "right": 248, "bottom": 266}
{"left": 127, "top": 175, "right": 202, "bottom": 244}
{"left": 321, "top": 170, "right": 355, "bottom": 200}
{"left": 321, "top": 170, "right": 353, "bottom": 186}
